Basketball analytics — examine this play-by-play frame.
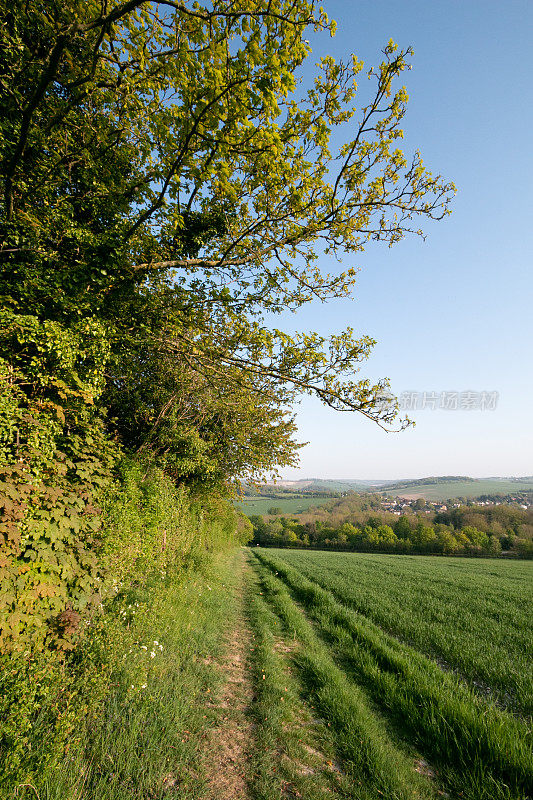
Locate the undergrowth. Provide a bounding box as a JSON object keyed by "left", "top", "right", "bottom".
{"left": 0, "top": 460, "right": 247, "bottom": 798}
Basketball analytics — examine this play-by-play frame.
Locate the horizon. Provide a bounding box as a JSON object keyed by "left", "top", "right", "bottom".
{"left": 267, "top": 473, "right": 533, "bottom": 483}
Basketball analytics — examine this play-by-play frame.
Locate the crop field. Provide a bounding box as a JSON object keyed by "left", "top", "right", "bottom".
{"left": 247, "top": 548, "right": 533, "bottom": 800}
{"left": 234, "top": 494, "right": 334, "bottom": 515}
{"left": 382, "top": 478, "right": 533, "bottom": 500}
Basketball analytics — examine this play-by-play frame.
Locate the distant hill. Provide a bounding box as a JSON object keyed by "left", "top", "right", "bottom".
{"left": 267, "top": 478, "right": 391, "bottom": 492}
{"left": 244, "top": 475, "right": 533, "bottom": 504}
{"left": 263, "top": 475, "right": 533, "bottom": 502}
{"left": 379, "top": 477, "right": 533, "bottom": 501}
{"left": 379, "top": 476, "right": 474, "bottom": 491}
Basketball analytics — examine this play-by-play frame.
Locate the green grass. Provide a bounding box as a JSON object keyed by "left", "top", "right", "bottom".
{"left": 1, "top": 550, "right": 244, "bottom": 800}
{"left": 249, "top": 555, "right": 438, "bottom": 800}
{"left": 267, "top": 549, "right": 533, "bottom": 715}
{"left": 234, "top": 495, "right": 334, "bottom": 516}
{"left": 382, "top": 478, "right": 533, "bottom": 500}
{"left": 245, "top": 565, "right": 356, "bottom": 800}
{"left": 249, "top": 548, "right": 533, "bottom": 800}
{"left": 5, "top": 547, "right": 532, "bottom": 800}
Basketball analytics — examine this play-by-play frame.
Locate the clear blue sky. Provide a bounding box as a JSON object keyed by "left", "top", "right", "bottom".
{"left": 276, "top": 0, "right": 533, "bottom": 480}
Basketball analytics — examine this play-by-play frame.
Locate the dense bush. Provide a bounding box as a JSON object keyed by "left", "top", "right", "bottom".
{"left": 0, "top": 311, "right": 117, "bottom": 653}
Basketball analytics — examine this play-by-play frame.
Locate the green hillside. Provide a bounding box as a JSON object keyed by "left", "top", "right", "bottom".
{"left": 382, "top": 478, "right": 533, "bottom": 500}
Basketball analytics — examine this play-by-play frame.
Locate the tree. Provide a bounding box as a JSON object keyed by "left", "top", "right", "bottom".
{"left": 394, "top": 515, "right": 412, "bottom": 539}
{"left": 462, "top": 526, "right": 489, "bottom": 552}
{"left": 376, "top": 524, "right": 397, "bottom": 545}
{"left": 413, "top": 522, "right": 437, "bottom": 549}
{"left": 435, "top": 527, "right": 460, "bottom": 554}
{"left": 1, "top": 1, "right": 454, "bottom": 465}
{"left": 1, "top": 1, "right": 454, "bottom": 645}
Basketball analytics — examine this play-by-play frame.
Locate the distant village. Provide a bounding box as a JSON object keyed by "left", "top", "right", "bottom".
{"left": 379, "top": 496, "right": 532, "bottom": 514}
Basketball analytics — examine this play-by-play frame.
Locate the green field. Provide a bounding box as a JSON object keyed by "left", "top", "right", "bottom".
{"left": 234, "top": 494, "right": 334, "bottom": 515}
{"left": 382, "top": 478, "right": 533, "bottom": 500}
{"left": 6, "top": 546, "right": 532, "bottom": 799}
{"left": 247, "top": 548, "right": 533, "bottom": 800}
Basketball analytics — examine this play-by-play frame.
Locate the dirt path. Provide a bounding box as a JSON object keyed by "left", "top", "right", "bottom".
{"left": 205, "top": 551, "right": 254, "bottom": 800}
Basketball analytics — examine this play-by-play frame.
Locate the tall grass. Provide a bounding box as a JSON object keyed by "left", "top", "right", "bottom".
{"left": 251, "top": 555, "right": 438, "bottom": 800}
{"left": 245, "top": 564, "right": 355, "bottom": 800}
{"left": 273, "top": 549, "right": 533, "bottom": 714}
{"left": 1, "top": 551, "right": 244, "bottom": 800}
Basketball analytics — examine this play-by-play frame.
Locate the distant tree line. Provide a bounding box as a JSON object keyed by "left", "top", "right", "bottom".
{"left": 249, "top": 499, "right": 533, "bottom": 558}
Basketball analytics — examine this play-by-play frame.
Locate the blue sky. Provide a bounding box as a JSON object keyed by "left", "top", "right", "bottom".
{"left": 276, "top": 0, "right": 533, "bottom": 480}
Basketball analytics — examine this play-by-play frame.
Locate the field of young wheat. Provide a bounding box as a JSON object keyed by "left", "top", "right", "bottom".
{"left": 247, "top": 548, "right": 533, "bottom": 800}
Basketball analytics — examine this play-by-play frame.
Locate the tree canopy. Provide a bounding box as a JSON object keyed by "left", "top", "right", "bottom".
{"left": 1, "top": 0, "right": 455, "bottom": 488}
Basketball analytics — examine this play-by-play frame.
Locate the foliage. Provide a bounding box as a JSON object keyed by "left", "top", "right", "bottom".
{"left": 0, "top": 0, "right": 455, "bottom": 444}
{"left": 0, "top": 461, "right": 246, "bottom": 791}
{"left": 0, "top": 311, "right": 116, "bottom": 652}
{"left": 102, "top": 325, "right": 301, "bottom": 489}
{"left": 249, "top": 513, "right": 506, "bottom": 556}
{"left": 0, "top": 1, "right": 453, "bottom": 651}
{"left": 248, "top": 491, "right": 532, "bottom": 557}
{"left": 100, "top": 458, "right": 250, "bottom": 584}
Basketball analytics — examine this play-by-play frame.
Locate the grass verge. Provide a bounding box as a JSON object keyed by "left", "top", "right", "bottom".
{"left": 1, "top": 549, "right": 244, "bottom": 800}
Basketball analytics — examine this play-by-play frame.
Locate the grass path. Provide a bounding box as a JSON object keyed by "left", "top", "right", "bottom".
{"left": 244, "top": 553, "right": 359, "bottom": 800}
{"left": 205, "top": 551, "right": 357, "bottom": 799}
{"left": 1, "top": 549, "right": 249, "bottom": 800}
{"left": 204, "top": 551, "right": 253, "bottom": 800}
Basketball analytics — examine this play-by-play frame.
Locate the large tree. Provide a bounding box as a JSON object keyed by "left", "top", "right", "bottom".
{"left": 0, "top": 0, "right": 454, "bottom": 485}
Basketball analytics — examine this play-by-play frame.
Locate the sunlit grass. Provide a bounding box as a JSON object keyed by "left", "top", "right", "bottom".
{"left": 3, "top": 551, "right": 243, "bottom": 800}
{"left": 252, "top": 549, "right": 533, "bottom": 800}
{"left": 268, "top": 549, "right": 533, "bottom": 715}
